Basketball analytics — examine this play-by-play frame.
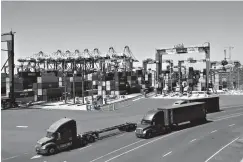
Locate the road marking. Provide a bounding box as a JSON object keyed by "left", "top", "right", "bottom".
{"left": 213, "top": 113, "right": 243, "bottom": 121}
{"left": 16, "top": 125, "right": 28, "bottom": 128}
{"left": 79, "top": 145, "right": 92, "bottom": 150}
{"left": 133, "top": 98, "right": 142, "bottom": 101}
{"left": 190, "top": 138, "right": 197, "bottom": 143}
{"left": 116, "top": 134, "right": 125, "bottom": 138}
{"left": 229, "top": 124, "right": 235, "bottom": 127}
{"left": 163, "top": 151, "right": 172, "bottom": 157}
{"left": 2, "top": 155, "right": 18, "bottom": 161}
{"left": 210, "top": 130, "right": 217, "bottom": 133}
{"left": 241, "top": 158, "right": 243, "bottom": 162}
{"left": 31, "top": 155, "right": 42, "bottom": 159}
{"left": 214, "top": 112, "right": 243, "bottom": 120}
{"left": 104, "top": 131, "right": 183, "bottom": 162}
{"left": 205, "top": 137, "right": 239, "bottom": 162}
{"left": 89, "top": 139, "right": 145, "bottom": 162}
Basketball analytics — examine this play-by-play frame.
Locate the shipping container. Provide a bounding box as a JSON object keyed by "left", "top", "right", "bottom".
{"left": 37, "top": 82, "right": 59, "bottom": 89}
{"left": 37, "top": 76, "right": 58, "bottom": 83}
{"left": 13, "top": 90, "right": 35, "bottom": 98}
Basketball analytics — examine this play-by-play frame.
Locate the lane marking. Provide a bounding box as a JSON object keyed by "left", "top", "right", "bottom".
{"left": 89, "top": 139, "right": 145, "bottom": 162}
{"left": 16, "top": 125, "right": 28, "bottom": 128}
{"left": 116, "top": 134, "right": 125, "bottom": 138}
{"left": 163, "top": 151, "right": 172, "bottom": 157}
{"left": 31, "top": 155, "right": 42, "bottom": 159}
{"left": 213, "top": 113, "right": 243, "bottom": 121}
{"left": 133, "top": 98, "right": 142, "bottom": 101}
{"left": 190, "top": 139, "right": 197, "bottom": 143}
{"left": 214, "top": 112, "right": 243, "bottom": 120}
{"left": 79, "top": 145, "right": 92, "bottom": 151}
{"left": 2, "top": 152, "right": 29, "bottom": 161}
{"left": 2, "top": 155, "right": 18, "bottom": 161}
{"left": 205, "top": 137, "right": 239, "bottom": 162}
{"left": 104, "top": 131, "right": 183, "bottom": 162}
{"left": 229, "top": 124, "right": 235, "bottom": 127}
{"left": 210, "top": 130, "right": 217, "bottom": 133}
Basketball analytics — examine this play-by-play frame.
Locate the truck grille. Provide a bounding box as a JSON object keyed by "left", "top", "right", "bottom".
{"left": 136, "top": 128, "right": 143, "bottom": 134}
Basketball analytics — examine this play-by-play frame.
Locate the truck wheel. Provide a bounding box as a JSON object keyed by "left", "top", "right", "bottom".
{"left": 145, "top": 132, "right": 152, "bottom": 139}
{"left": 88, "top": 136, "right": 95, "bottom": 143}
{"left": 48, "top": 147, "right": 56, "bottom": 155}
{"left": 82, "top": 139, "right": 88, "bottom": 146}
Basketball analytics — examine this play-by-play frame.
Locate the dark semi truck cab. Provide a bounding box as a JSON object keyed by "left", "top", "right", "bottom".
{"left": 35, "top": 118, "right": 85, "bottom": 155}
{"left": 135, "top": 102, "right": 207, "bottom": 138}
{"left": 36, "top": 117, "right": 137, "bottom": 155}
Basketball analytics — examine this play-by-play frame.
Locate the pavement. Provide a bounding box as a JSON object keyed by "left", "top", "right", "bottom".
{"left": 1, "top": 95, "right": 243, "bottom": 162}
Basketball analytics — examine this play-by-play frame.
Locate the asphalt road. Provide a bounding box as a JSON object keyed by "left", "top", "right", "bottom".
{"left": 2, "top": 95, "right": 243, "bottom": 162}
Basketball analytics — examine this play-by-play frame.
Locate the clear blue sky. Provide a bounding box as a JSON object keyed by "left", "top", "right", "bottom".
{"left": 1, "top": 1, "right": 243, "bottom": 67}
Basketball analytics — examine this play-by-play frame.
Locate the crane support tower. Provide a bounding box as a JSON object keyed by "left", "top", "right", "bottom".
{"left": 1, "top": 31, "right": 17, "bottom": 108}
{"left": 155, "top": 43, "right": 210, "bottom": 91}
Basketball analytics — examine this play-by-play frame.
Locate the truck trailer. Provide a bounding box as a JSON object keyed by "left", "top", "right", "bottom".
{"left": 35, "top": 118, "right": 137, "bottom": 155}
{"left": 135, "top": 102, "right": 207, "bottom": 138}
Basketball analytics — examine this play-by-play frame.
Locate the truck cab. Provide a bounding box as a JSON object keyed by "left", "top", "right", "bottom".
{"left": 35, "top": 118, "right": 82, "bottom": 155}
{"left": 135, "top": 110, "right": 168, "bottom": 138}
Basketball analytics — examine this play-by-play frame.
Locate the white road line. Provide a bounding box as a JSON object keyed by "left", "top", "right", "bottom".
{"left": 190, "top": 139, "right": 197, "bottom": 143}
{"left": 240, "top": 158, "right": 243, "bottom": 162}
{"left": 214, "top": 113, "right": 243, "bottom": 121}
{"left": 133, "top": 98, "right": 142, "bottom": 101}
{"left": 89, "top": 139, "right": 145, "bottom": 162}
{"left": 104, "top": 131, "right": 183, "bottom": 162}
{"left": 163, "top": 151, "right": 172, "bottom": 157}
{"left": 210, "top": 130, "right": 217, "bottom": 133}
{"left": 205, "top": 137, "right": 239, "bottom": 162}
{"left": 116, "top": 134, "right": 125, "bottom": 138}
{"left": 16, "top": 125, "right": 28, "bottom": 128}
{"left": 229, "top": 124, "right": 235, "bottom": 127}
{"left": 214, "top": 112, "right": 243, "bottom": 120}
{"left": 79, "top": 145, "right": 92, "bottom": 150}
{"left": 30, "top": 155, "right": 42, "bottom": 159}
{"left": 2, "top": 155, "right": 18, "bottom": 161}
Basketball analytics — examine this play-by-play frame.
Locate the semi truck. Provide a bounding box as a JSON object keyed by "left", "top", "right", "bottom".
{"left": 35, "top": 118, "right": 137, "bottom": 155}
{"left": 135, "top": 102, "right": 207, "bottom": 138}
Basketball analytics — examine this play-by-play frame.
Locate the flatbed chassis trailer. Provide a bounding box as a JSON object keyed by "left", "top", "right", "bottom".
{"left": 80, "top": 122, "right": 137, "bottom": 143}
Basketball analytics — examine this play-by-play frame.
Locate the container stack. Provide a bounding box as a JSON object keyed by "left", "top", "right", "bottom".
{"left": 114, "top": 72, "right": 127, "bottom": 96}
{"left": 34, "top": 74, "right": 60, "bottom": 101}
{"left": 5, "top": 77, "right": 24, "bottom": 97}
{"left": 214, "top": 73, "right": 219, "bottom": 90}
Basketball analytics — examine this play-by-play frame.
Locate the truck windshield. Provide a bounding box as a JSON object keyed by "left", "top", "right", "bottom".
{"left": 46, "top": 131, "right": 54, "bottom": 138}
{"left": 141, "top": 120, "right": 151, "bottom": 125}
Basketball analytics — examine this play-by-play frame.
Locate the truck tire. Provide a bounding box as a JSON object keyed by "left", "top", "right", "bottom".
{"left": 82, "top": 139, "right": 88, "bottom": 146}
{"left": 88, "top": 136, "right": 95, "bottom": 143}
{"left": 145, "top": 131, "right": 153, "bottom": 139}
{"left": 48, "top": 147, "right": 56, "bottom": 155}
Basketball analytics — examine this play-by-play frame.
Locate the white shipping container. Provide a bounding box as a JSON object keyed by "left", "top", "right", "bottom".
{"left": 115, "top": 91, "right": 120, "bottom": 96}
{"left": 93, "top": 81, "right": 97, "bottom": 85}
{"left": 58, "top": 77, "right": 62, "bottom": 82}
{"left": 59, "top": 82, "right": 63, "bottom": 87}
{"left": 88, "top": 74, "right": 92, "bottom": 81}
{"left": 145, "top": 75, "right": 148, "bottom": 81}
{"left": 106, "top": 81, "right": 110, "bottom": 86}
{"left": 102, "top": 90, "right": 106, "bottom": 96}
{"left": 106, "top": 85, "right": 111, "bottom": 91}
{"left": 98, "top": 90, "right": 102, "bottom": 95}
{"left": 98, "top": 86, "right": 102, "bottom": 91}
{"left": 38, "top": 89, "right": 42, "bottom": 95}
{"left": 34, "top": 95, "right": 38, "bottom": 102}
{"left": 102, "top": 81, "right": 106, "bottom": 86}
